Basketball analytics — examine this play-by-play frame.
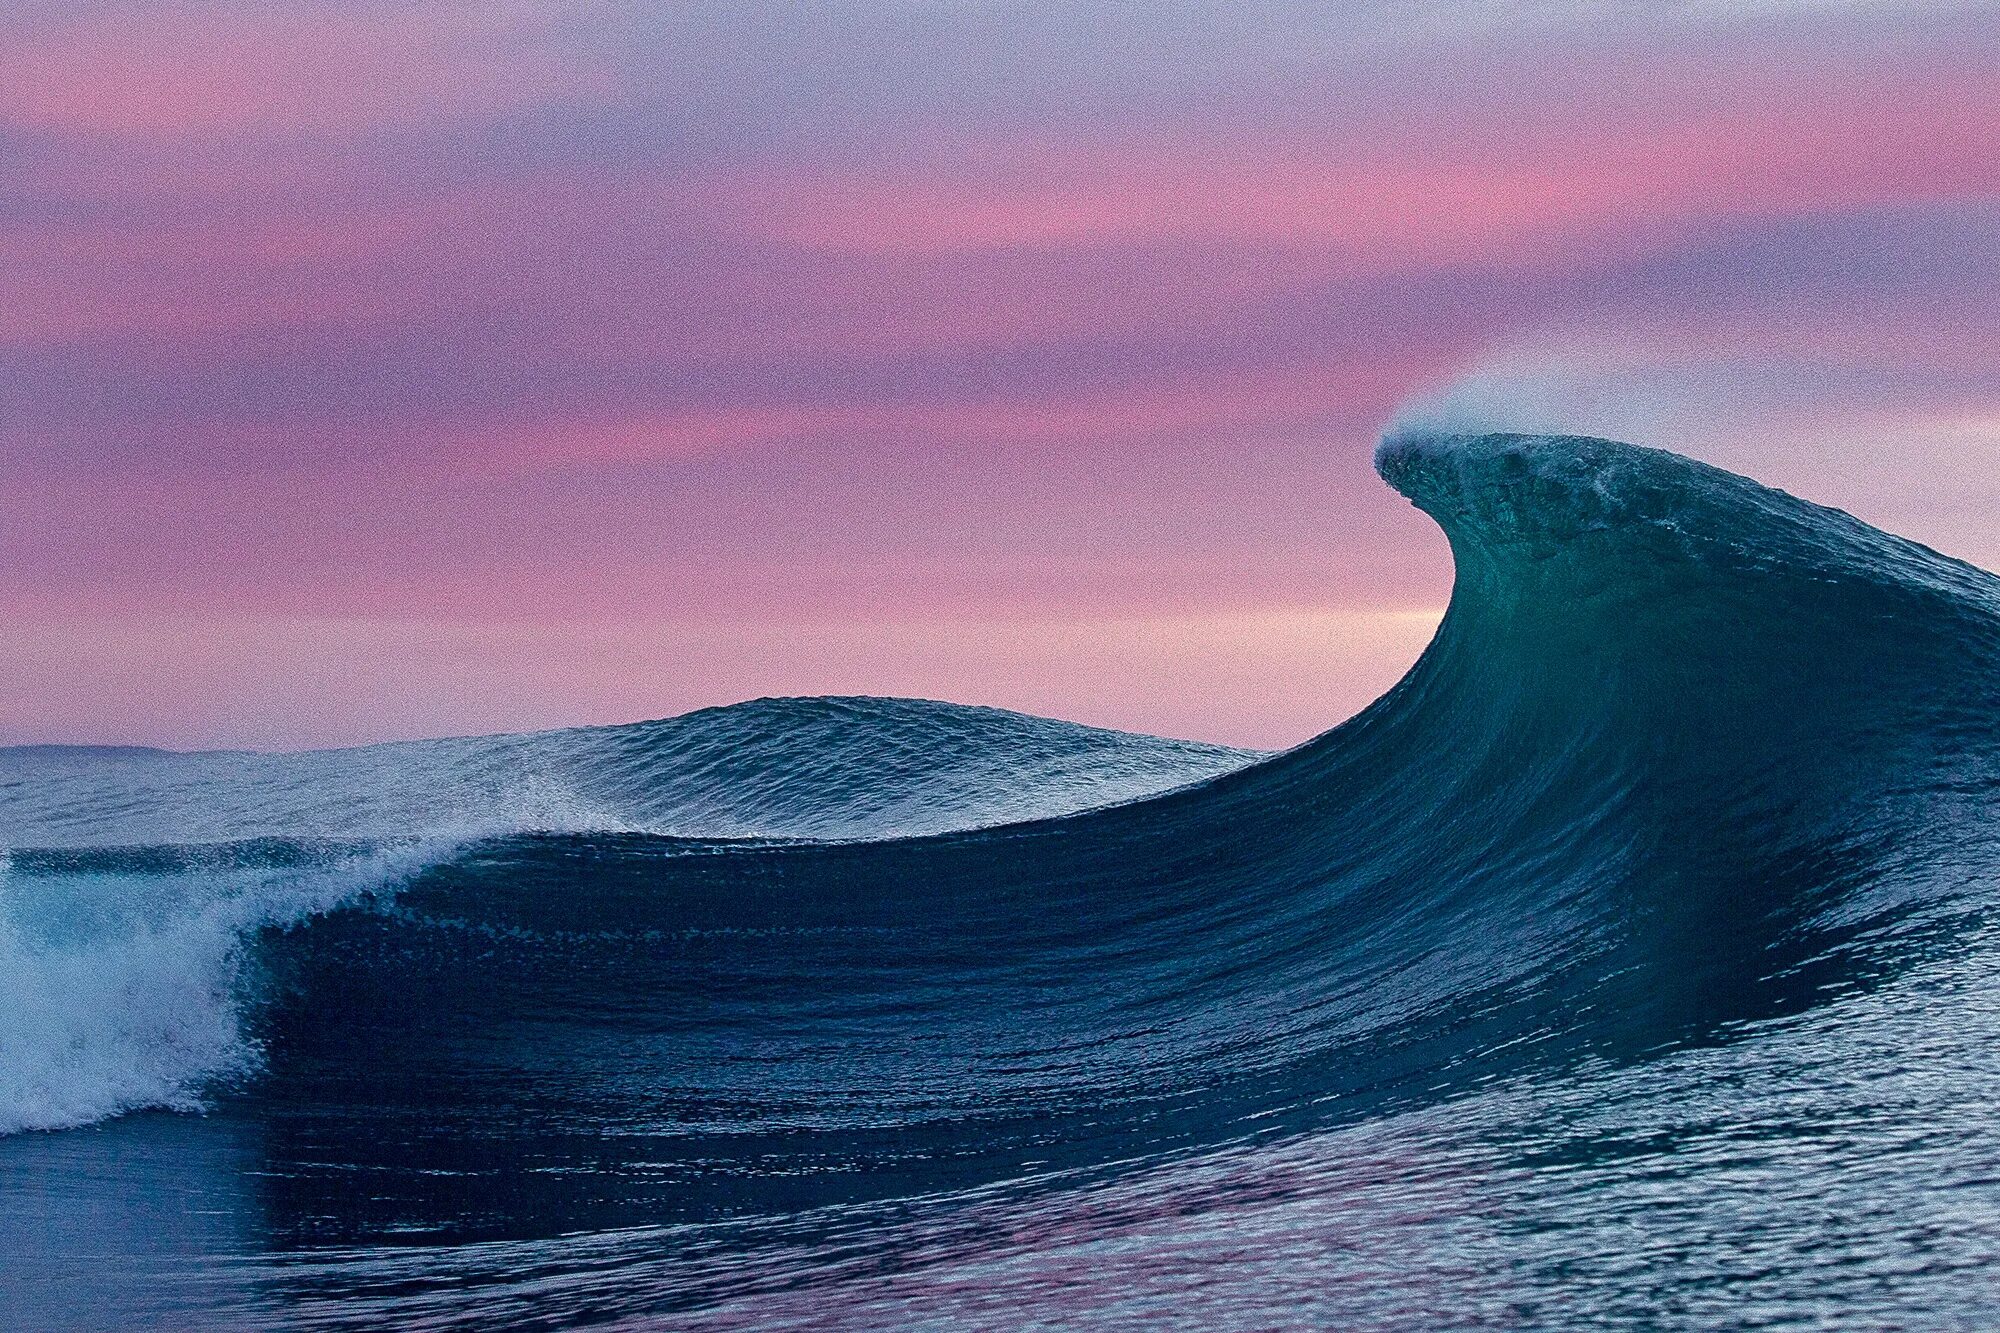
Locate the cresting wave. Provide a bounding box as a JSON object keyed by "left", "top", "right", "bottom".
{"left": 4, "top": 430, "right": 1999, "bottom": 1327}
{"left": 0, "top": 700, "right": 1253, "bottom": 1135}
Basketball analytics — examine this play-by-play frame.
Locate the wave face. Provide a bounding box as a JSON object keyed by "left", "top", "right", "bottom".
{"left": 4, "top": 431, "right": 2000, "bottom": 1331}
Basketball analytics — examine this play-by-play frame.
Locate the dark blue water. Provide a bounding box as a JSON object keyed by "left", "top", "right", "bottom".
{"left": 5, "top": 431, "right": 1999, "bottom": 1330}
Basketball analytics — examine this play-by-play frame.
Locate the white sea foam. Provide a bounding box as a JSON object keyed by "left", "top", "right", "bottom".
{"left": 0, "top": 839, "right": 467, "bottom": 1135}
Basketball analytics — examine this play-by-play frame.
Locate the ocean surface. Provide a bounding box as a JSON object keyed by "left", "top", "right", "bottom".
{"left": 5, "top": 430, "right": 1999, "bottom": 1330}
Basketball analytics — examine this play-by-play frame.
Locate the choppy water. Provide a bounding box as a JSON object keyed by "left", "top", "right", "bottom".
{"left": 5, "top": 430, "right": 1998, "bottom": 1330}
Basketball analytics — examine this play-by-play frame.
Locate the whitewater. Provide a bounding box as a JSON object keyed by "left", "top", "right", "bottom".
{"left": 4, "top": 430, "right": 1998, "bottom": 1331}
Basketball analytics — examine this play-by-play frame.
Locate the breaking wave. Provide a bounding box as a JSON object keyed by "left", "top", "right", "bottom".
{"left": 4, "top": 430, "right": 1998, "bottom": 1329}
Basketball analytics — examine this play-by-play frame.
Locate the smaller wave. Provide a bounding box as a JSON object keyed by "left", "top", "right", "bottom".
{"left": 1, "top": 696, "right": 1257, "bottom": 850}
{"left": 0, "top": 836, "right": 469, "bottom": 1135}
{"left": 0, "top": 697, "right": 1254, "bottom": 1137}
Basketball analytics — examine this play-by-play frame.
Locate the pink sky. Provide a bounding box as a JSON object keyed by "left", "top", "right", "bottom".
{"left": 3, "top": 2, "right": 1997, "bottom": 749}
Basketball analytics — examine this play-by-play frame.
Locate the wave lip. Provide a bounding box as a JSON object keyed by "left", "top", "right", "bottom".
{"left": 1377, "top": 428, "right": 2000, "bottom": 604}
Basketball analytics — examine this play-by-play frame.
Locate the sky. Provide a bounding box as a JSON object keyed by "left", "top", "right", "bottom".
{"left": 3, "top": 0, "right": 1997, "bottom": 750}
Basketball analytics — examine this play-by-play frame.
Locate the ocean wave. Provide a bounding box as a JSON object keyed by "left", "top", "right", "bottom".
{"left": 4, "top": 430, "right": 1998, "bottom": 1327}
{"left": 0, "top": 702, "right": 1251, "bottom": 1139}
{"left": 2, "top": 697, "right": 1257, "bottom": 850}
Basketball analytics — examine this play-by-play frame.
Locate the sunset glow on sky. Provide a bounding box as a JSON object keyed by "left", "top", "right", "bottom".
{"left": 5, "top": 1, "right": 1997, "bottom": 749}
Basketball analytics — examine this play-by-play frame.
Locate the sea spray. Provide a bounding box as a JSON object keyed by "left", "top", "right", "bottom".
{"left": 0, "top": 837, "right": 474, "bottom": 1134}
